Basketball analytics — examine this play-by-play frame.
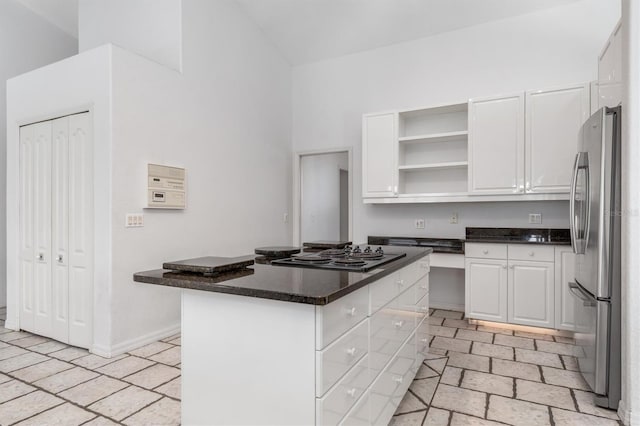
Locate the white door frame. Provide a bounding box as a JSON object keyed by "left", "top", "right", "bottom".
{"left": 293, "top": 148, "right": 353, "bottom": 246}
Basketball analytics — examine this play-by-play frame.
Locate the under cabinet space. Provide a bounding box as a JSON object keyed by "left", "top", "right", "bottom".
{"left": 398, "top": 167, "right": 468, "bottom": 195}
{"left": 398, "top": 137, "right": 467, "bottom": 167}
{"left": 398, "top": 103, "right": 468, "bottom": 138}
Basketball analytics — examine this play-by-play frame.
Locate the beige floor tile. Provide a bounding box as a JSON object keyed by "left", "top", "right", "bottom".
{"left": 0, "top": 390, "right": 63, "bottom": 425}
{"left": 149, "top": 347, "right": 181, "bottom": 366}
{"left": 462, "top": 370, "right": 514, "bottom": 398}
{"left": 390, "top": 410, "right": 427, "bottom": 426}
{"left": 428, "top": 316, "right": 445, "bottom": 326}
{"left": 83, "top": 416, "right": 121, "bottom": 426}
{"left": 29, "top": 341, "right": 69, "bottom": 355}
{"left": 0, "top": 352, "right": 49, "bottom": 373}
{"left": 455, "top": 329, "right": 493, "bottom": 343}
{"left": 536, "top": 340, "right": 577, "bottom": 356}
{"left": 11, "top": 336, "right": 50, "bottom": 348}
{"left": 447, "top": 351, "right": 490, "bottom": 373}
{"left": 59, "top": 375, "right": 129, "bottom": 406}
{"left": 493, "top": 334, "right": 535, "bottom": 350}
{"left": 487, "top": 395, "right": 551, "bottom": 426}
{"left": 516, "top": 379, "right": 575, "bottom": 410}
{"left": 0, "top": 346, "right": 29, "bottom": 361}
{"left": 439, "top": 366, "right": 462, "bottom": 386}
{"left": 573, "top": 390, "right": 620, "bottom": 420}
{"left": 97, "top": 357, "right": 155, "bottom": 379}
{"left": 514, "top": 330, "right": 554, "bottom": 341}
{"left": 72, "top": 353, "right": 127, "bottom": 369}
{"left": 12, "top": 359, "right": 74, "bottom": 383}
{"left": 425, "top": 348, "right": 447, "bottom": 357}
{"left": 425, "top": 358, "right": 447, "bottom": 374}
{"left": 15, "top": 402, "right": 96, "bottom": 426}
{"left": 554, "top": 336, "right": 576, "bottom": 345}
{"left": 476, "top": 325, "right": 513, "bottom": 335}
{"left": 431, "top": 336, "right": 471, "bottom": 353}
{"left": 409, "top": 377, "right": 439, "bottom": 404}
{"left": 88, "top": 385, "right": 162, "bottom": 421}
{"left": 431, "top": 310, "right": 464, "bottom": 320}
{"left": 431, "top": 384, "right": 486, "bottom": 418}
{"left": 161, "top": 333, "right": 181, "bottom": 343}
{"left": 123, "top": 364, "right": 180, "bottom": 389}
{"left": 551, "top": 407, "right": 619, "bottom": 425}
{"left": 542, "top": 367, "right": 591, "bottom": 390}
{"left": 34, "top": 366, "right": 100, "bottom": 394}
{"left": 492, "top": 359, "right": 541, "bottom": 381}
{"left": 128, "top": 341, "right": 173, "bottom": 358}
{"left": 49, "top": 347, "right": 90, "bottom": 362}
{"left": 451, "top": 413, "right": 505, "bottom": 425}
{"left": 168, "top": 337, "right": 181, "bottom": 346}
{"left": 443, "top": 319, "right": 477, "bottom": 330}
{"left": 471, "top": 342, "right": 514, "bottom": 360}
{"left": 424, "top": 407, "right": 450, "bottom": 426}
{"left": 415, "top": 363, "right": 440, "bottom": 379}
{"left": 0, "top": 341, "right": 9, "bottom": 349}
{"left": 0, "top": 379, "right": 36, "bottom": 403}
{"left": 515, "top": 348, "right": 563, "bottom": 368}
{"left": 395, "top": 391, "right": 427, "bottom": 414}
{"left": 0, "top": 331, "right": 32, "bottom": 342}
{"left": 562, "top": 355, "right": 580, "bottom": 371}
{"left": 0, "top": 373, "right": 12, "bottom": 384}
{"left": 122, "top": 397, "right": 180, "bottom": 426}
{"left": 155, "top": 377, "right": 180, "bottom": 399}
{"left": 429, "top": 325, "right": 456, "bottom": 338}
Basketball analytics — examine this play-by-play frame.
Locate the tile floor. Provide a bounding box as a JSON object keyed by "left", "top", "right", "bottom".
{"left": 0, "top": 307, "right": 622, "bottom": 425}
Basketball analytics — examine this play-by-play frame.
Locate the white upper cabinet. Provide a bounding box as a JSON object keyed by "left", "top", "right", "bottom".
{"left": 468, "top": 94, "right": 524, "bottom": 194}
{"left": 362, "top": 112, "right": 397, "bottom": 198}
{"left": 598, "top": 21, "right": 622, "bottom": 108}
{"left": 525, "top": 84, "right": 590, "bottom": 193}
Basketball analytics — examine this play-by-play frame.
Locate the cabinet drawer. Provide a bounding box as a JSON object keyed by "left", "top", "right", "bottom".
{"left": 465, "top": 243, "right": 507, "bottom": 259}
{"left": 370, "top": 270, "right": 403, "bottom": 314}
{"left": 316, "top": 354, "right": 370, "bottom": 426}
{"left": 508, "top": 244, "right": 555, "bottom": 262}
{"left": 399, "top": 258, "right": 430, "bottom": 288}
{"left": 416, "top": 316, "right": 430, "bottom": 359}
{"left": 339, "top": 389, "right": 369, "bottom": 426}
{"left": 316, "top": 286, "right": 368, "bottom": 349}
{"left": 415, "top": 292, "right": 429, "bottom": 324}
{"left": 414, "top": 275, "right": 429, "bottom": 304}
{"left": 370, "top": 332, "right": 416, "bottom": 426}
{"left": 316, "top": 319, "right": 369, "bottom": 397}
{"left": 370, "top": 301, "right": 415, "bottom": 376}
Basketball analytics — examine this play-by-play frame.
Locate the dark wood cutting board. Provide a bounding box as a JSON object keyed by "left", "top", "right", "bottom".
{"left": 163, "top": 255, "right": 255, "bottom": 275}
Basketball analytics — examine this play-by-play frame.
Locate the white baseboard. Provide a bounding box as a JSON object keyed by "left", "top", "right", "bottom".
{"left": 618, "top": 399, "right": 631, "bottom": 425}
{"left": 430, "top": 301, "right": 465, "bottom": 312}
{"left": 92, "top": 322, "right": 180, "bottom": 358}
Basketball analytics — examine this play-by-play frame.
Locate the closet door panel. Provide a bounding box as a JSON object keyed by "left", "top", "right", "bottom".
{"left": 68, "top": 112, "right": 93, "bottom": 348}
{"left": 19, "top": 124, "right": 36, "bottom": 331}
{"left": 52, "top": 117, "right": 70, "bottom": 343}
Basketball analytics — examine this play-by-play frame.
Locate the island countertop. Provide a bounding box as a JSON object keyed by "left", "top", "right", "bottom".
{"left": 133, "top": 246, "right": 432, "bottom": 305}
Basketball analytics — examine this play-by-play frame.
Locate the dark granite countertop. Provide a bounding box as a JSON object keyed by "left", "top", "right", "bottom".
{"left": 133, "top": 246, "right": 432, "bottom": 306}
{"left": 465, "top": 227, "right": 571, "bottom": 245}
{"left": 368, "top": 236, "right": 465, "bottom": 254}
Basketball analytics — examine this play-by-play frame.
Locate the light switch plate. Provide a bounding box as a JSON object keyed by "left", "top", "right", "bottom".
{"left": 528, "top": 213, "right": 542, "bottom": 224}
{"left": 126, "top": 213, "right": 144, "bottom": 227}
{"left": 415, "top": 219, "right": 425, "bottom": 229}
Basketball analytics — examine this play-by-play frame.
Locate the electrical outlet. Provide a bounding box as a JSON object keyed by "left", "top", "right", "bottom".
{"left": 450, "top": 212, "right": 458, "bottom": 224}
{"left": 529, "top": 213, "right": 542, "bottom": 224}
{"left": 415, "top": 219, "right": 425, "bottom": 229}
{"left": 125, "top": 213, "right": 144, "bottom": 228}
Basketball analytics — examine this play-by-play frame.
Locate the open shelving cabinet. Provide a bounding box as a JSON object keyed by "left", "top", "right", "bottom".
{"left": 397, "top": 103, "right": 469, "bottom": 196}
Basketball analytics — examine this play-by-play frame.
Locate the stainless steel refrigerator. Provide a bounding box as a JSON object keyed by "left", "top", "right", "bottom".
{"left": 569, "top": 105, "right": 621, "bottom": 409}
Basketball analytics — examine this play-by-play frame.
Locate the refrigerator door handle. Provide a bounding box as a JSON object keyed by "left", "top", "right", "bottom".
{"left": 570, "top": 153, "right": 580, "bottom": 253}
{"left": 569, "top": 281, "right": 596, "bottom": 306}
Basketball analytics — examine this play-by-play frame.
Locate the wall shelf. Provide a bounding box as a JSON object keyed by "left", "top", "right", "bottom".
{"left": 399, "top": 161, "right": 468, "bottom": 171}
{"left": 398, "top": 130, "right": 468, "bottom": 144}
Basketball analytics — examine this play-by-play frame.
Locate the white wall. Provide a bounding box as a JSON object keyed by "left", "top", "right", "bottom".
{"left": 79, "top": 0, "right": 182, "bottom": 71}
{"left": 301, "top": 152, "right": 348, "bottom": 242}
{"left": 0, "top": 0, "right": 77, "bottom": 307}
{"left": 292, "top": 0, "right": 620, "bottom": 244}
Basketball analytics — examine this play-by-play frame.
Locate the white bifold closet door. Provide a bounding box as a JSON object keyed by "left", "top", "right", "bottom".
{"left": 19, "top": 112, "right": 93, "bottom": 349}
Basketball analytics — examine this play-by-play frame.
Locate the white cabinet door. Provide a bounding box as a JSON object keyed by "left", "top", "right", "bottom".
{"left": 554, "top": 247, "right": 576, "bottom": 331}
{"left": 468, "top": 94, "right": 524, "bottom": 194}
{"left": 525, "top": 84, "right": 589, "bottom": 193}
{"left": 508, "top": 260, "right": 554, "bottom": 328}
{"left": 598, "top": 21, "right": 622, "bottom": 108}
{"left": 362, "top": 113, "right": 397, "bottom": 198}
{"left": 465, "top": 258, "right": 507, "bottom": 323}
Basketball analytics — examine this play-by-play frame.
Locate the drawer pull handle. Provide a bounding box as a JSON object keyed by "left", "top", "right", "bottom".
{"left": 397, "top": 279, "right": 404, "bottom": 287}
{"left": 502, "top": 265, "right": 507, "bottom": 269}
{"left": 420, "top": 285, "right": 428, "bottom": 290}
{"left": 346, "top": 347, "right": 357, "bottom": 357}
{"left": 419, "top": 306, "right": 428, "bottom": 312}
{"left": 346, "top": 307, "right": 356, "bottom": 317}
{"left": 392, "top": 375, "right": 403, "bottom": 384}
{"left": 347, "top": 388, "right": 356, "bottom": 398}
{"left": 394, "top": 320, "right": 404, "bottom": 328}
{"left": 420, "top": 338, "right": 429, "bottom": 343}
{"left": 528, "top": 251, "right": 534, "bottom": 256}
{"left": 482, "top": 249, "right": 489, "bottom": 254}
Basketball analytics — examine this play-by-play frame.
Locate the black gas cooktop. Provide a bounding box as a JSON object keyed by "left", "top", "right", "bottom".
{"left": 270, "top": 245, "right": 406, "bottom": 272}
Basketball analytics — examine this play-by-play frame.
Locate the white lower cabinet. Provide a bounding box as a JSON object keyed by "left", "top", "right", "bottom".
{"left": 466, "top": 243, "right": 572, "bottom": 330}
{"left": 508, "top": 260, "right": 554, "bottom": 328}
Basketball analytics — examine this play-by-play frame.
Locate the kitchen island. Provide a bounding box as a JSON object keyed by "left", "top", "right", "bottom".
{"left": 134, "top": 246, "right": 431, "bottom": 425}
